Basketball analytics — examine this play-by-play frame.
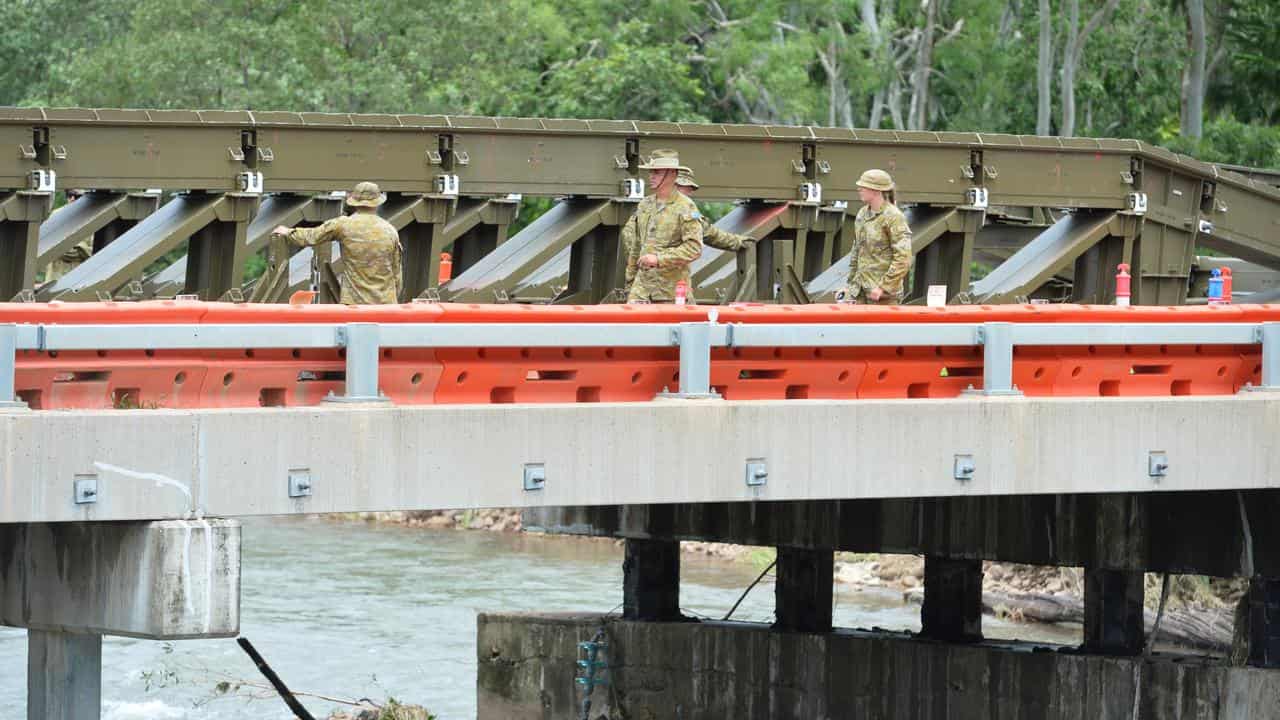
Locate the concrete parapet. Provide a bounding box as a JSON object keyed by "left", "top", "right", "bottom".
{"left": 478, "top": 612, "right": 1280, "bottom": 720}
{"left": 0, "top": 519, "right": 240, "bottom": 639}
{"left": 3, "top": 395, "right": 1280, "bottom": 524}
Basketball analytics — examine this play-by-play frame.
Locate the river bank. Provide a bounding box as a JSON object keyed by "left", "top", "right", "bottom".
{"left": 346, "top": 509, "right": 1242, "bottom": 651}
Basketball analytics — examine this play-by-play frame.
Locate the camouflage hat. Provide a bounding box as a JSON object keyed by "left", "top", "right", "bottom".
{"left": 675, "top": 169, "right": 699, "bottom": 189}
{"left": 639, "top": 148, "right": 683, "bottom": 171}
{"left": 346, "top": 181, "right": 386, "bottom": 207}
{"left": 855, "top": 169, "right": 894, "bottom": 192}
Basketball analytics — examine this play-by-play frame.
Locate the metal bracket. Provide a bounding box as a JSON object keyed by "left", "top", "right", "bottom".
{"left": 51, "top": 145, "right": 67, "bottom": 160}
{"left": 435, "top": 174, "right": 460, "bottom": 196}
{"left": 1148, "top": 452, "right": 1169, "bottom": 479}
{"left": 256, "top": 147, "right": 274, "bottom": 163}
{"left": 74, "top": 475, "right": 99, "bottom": 505}
{"left": 18, "top": 144, "right": 36, "bottom": 160}
{"left": 454, "top": 151, "right": 470, "bottom": 166}
{"left": 426, "top": 150, "right": 443, "bottom": 165}
{"left": 237, "top": 171, "right": 264, "bottom": 195}
{"left": 984, "top": 165, "right": 999, "bottom": 179}
{"left": 816, "top": 160, "right": 831, "bottom": 174}
{"left": 288, "top": 468, "right": 313, "bottom": 498}
{"left": 961, "top": 166, "right": 975, "bottom": 179}
{"left": 620, "top": 178, "right": 645, "bottom": 200}
{"left": 29, "top": 169, "right": 56, "bottom": 193}
{"left": 1124, "top": 192, "right": 1148, "bottom": 216}
{"left": 964, "top": 187, "right": 989, "bottom": 209}
{"left": 791, "top": 159, "right": 807, "bottom": 174}
{"left": 799, "top": 182, "right": 822, "bottom": 204}
{"left": 613, "top": 155, "right": 629, "bottom": 169}
{"left": 227, "top": 147, "right": 245, "bottom": 162}
{"left": 953, "top": 454, "right": 975, "bottom": 481}
{"left": 523, "top": 463, "right": 546, "bottom": 491}
{"left": 745, "top": 459, "right": 768, "bottom": 487}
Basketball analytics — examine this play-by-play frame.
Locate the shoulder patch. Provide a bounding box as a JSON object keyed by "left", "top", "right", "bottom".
{"left": 689, "top": 210, "right": 702, "bottom": 220}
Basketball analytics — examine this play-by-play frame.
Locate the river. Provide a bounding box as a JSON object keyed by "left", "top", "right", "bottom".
{"left": 0, "top": 517, "right": 1080, "bottom": 719}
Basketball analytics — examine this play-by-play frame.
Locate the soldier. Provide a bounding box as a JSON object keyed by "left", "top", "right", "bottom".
{"left": 843, "top": 169, "right": 912, "bottom": 305}
{"left": 622, "top": 149, "right": 704, "bottom": 303}
{"left": 273, "top": 181, "right": 403, "bottom": 304}
{"left": 675, "top": 169, "right": 755, "bottom": 252}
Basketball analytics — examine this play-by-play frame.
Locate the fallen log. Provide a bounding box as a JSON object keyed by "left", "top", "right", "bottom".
{"left": 902, "top": 589, "right": 1233, "bottom": 652}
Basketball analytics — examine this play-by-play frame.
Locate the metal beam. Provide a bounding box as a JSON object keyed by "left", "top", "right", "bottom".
{"left": 970, "top": 210, "right": 1123, "bottom": 303}
{"left": 37, "top": 193, "right": 259, "bottom": 301}
{"left": 445, "top": 197, "right": 626, "bottom": 303}
{"left": 1, "top": 191, "right": 52, "bottom": 300}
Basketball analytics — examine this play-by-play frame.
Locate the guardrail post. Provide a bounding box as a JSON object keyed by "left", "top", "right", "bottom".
{"left": 0, "top": 324, "right": 27, "bottom": 409}
{"left": 327, "top": 323, "right": 389, "bottom": 404}
{"left": 972, "top": 322, "right": 1021, "bottom": 397}
{"left": 1262, "top": 323, "right": 1280, "bottom": 390}
{"left": 661, "top": 322, "right": 719, "bottom": 399}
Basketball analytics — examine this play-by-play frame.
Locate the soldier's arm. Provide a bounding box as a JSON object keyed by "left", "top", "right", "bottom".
{"left": 701, "top": 221, "right": 751, "bottom": 252}
{"left": 655, "top": 213, "right": 703, "bottom": 267}
{"left": 622, "top": 213, "right": 639, "bottom": 287}
{"left": 846, "top": 219, "right": 862, "bottom": 285}
{"left": 877, "top": 214, "right": 914, "bottom": 294}
{"left": 287, "top": 217, "right": 343, "bottom": 248}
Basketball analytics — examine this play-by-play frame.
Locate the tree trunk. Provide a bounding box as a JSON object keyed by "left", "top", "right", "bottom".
{"left": 1037, "top": 0, "right": 1053, "bottom": 135}
{"left": 909, "top": 0, "right": 937, "bottom": 130}
{"left": 904, "top": 589, "right": 1233, "bottom": 651}
{"left": 1181, "top": 0, "right": 1207, "bottom": 139}
{"left": 1059, "top": 0, "right": 1119, "bottom": 137}
{"left": 863, "top": 0, "right": 885, "bottom": 128}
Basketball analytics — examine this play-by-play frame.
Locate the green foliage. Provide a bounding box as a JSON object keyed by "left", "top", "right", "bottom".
{"left": 0, "top": 0, "right": 1275, "bottom": 168}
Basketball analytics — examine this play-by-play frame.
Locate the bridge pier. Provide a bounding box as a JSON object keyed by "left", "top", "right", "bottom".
{"left": 773, "top": 547, "right": 832, "bottom": 633}
{"left": 27, "top": 630, "right": 101, "bottom": 720}
{"left": 1243, "top": 575, "right": 1280, "bottom": 668}
{"left": 920, "top": 555, "right": 983, "bottom": 643}
{"left": 1083, "top": 569, "right": 1146, "bottom": 655}
{"left": 0, "top": 519, "right": 240, "bottom": 718}
{"left": 622, "top": 538, "right": 680, "bottom": 621}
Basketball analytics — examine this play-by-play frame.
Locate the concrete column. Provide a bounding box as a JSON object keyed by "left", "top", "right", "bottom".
{"left": 28, "top": 630, "right": 101, "bottom": 720}
{"left": 920, "top": 555, "right": 983, "bottom": 643}
{"left": 1244, "top": 576, "right": 1280, "bottom": 668}
{"left": 623, "top": 538, "right": 680, "bottom": 621}
{"left": 1083, "top": 568, "right": 1144, "bottom": 655}
{"left": 774, "top": 547, "right": 833, "bottom": 633}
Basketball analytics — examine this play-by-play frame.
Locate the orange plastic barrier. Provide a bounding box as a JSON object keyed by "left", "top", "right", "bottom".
{"left": 3, "top": 301, "right": 1277, "bottom": 408}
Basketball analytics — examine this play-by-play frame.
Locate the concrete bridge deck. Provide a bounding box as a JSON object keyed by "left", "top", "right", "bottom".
{"left": 3, "top": 303, "right": 1280, "bottom": 717}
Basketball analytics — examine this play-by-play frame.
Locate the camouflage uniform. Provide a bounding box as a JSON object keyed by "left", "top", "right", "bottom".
{"left": 45, "top": 239, "right": 92, "bottom": 283}
{"left": 286, "top": 182, "right": 403, "bottom": 304}
{"left": 676, "top": 169, "right": 754, "bottom": 252}
{"left": 700, "top": 221, "right": 752, "bottom": 252}
{"left": 623, "top": 193, "right": 704, "bottom": 303}
{"left": 846, "top": 168, "right": 912, "bottom": 305}
{"left": 847, "top": 203, "right": 912, "bottom": 304}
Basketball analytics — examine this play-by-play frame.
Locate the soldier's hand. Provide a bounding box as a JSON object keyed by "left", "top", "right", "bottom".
{"left": 868, "top": 287, "right": 884, "bottom": 301}
{"left": 639, "top": 254, "right": 659, "bottom": 268}
{"left": 271, "top": 225, "right": 291, "bottom": 237}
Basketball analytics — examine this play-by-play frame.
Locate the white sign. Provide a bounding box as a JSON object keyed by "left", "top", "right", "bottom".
{"left": 926, "top": 285, "right": 947, "bottom": 307}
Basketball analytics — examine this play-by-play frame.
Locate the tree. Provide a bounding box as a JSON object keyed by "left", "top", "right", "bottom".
{"left": 1059, "top": 0, "right": 1119, "bottom": 137}
{"left": 1037, "top": 0, "right": 1053, "bottom": 135}
{"left": 1180, "top": 0, "right": 1207, "bottom": 139}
